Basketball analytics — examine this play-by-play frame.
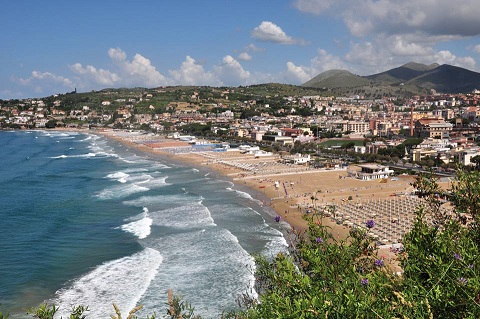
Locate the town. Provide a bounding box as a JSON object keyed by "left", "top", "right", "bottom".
{"left": 2, "top": 84, "right": 480, "bottom": 170}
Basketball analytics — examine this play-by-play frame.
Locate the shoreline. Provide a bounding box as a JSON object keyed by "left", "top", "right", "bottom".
{"left": 62, "top": 129, "right": 451, "bottom": 273}
{"left": 92, "top": 130, "right": 418, "bottom": 237}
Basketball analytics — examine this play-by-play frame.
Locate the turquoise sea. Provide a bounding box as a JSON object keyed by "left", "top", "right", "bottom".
{"left": 0, "top": 130, "right": 288, "bottom": 318}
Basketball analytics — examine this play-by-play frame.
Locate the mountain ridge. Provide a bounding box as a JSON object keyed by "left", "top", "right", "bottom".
{"left": 302, "top": 62, "right": 480, "bottom": 93}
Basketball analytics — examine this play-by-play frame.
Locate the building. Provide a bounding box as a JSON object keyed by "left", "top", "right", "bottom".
{"left": 348, "top": 164, "right": 394, "bottom": 180}
{"left": 282, "top": 153, "right": 311, "bottom": 165}
{"left": 330, "top": 120, "right": 371, "bottom": 134}
{"left": 414, "top": 118, "right": 453, "bottom": 139}
{"left": 262, "top": 135, "right": 294, "bottom": 146}
{"left": 457, "top": 149, "right": 480, "bottom": 166}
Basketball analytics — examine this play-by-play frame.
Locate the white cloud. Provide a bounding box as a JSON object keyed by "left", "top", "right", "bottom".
{"left": 213, "top": 55, "right": 251, "bottom": 86}
{"left": 237, "top": 52, "right": 252, "bottom": 61}
{"left": 338, "top": 0, "right": 480, "bottom": 38}
{"left": 245, "top": 43, "right": 266, "bottom": 52}
{"left": 68, "top": 48, "right": 170, "bottom": 91}
{"left": 310, "top": 49, "right": 349, "bottom": 73}
{"left": 285, "top": 62, "right": 311, "bottom": 83}
{"left": 474, "top": 44, "right": 480, "bottom": 54}
{"left": 169, "top": 56, "right": 219, "bottom": 86}
{"left": 284, "top": 49, "right": 350, "bottom": 84}
{"left": 18, "top": 71, "right": 75, "bottom": 95}
{"left": 297, "top": 0, "right": 480, "bottom": 38}
{"left": 434, "top": 51, "right": 476, "bottom": 69}
{"left": 19, "top": 71, "right": 73, "bottom": 87}
{"left": 69, "top": 63, "right": 119, "bottom": 86}
{"left": 386, "top": 35, "right": 434, "bottom": 57}
{"left": 293, "top": 0, "right": 336, "bottom": 15}
{"left": 251, "top": 21, "right": 308, "bottom": 45}
{"left": 107, "top": 48, "right": 168, "bottom": 87}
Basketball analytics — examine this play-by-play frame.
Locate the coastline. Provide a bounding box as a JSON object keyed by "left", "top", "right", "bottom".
{"left": 94, "top": 129, "right": 314, "bottom": 233}
{"left": 61, "top": 128, "right": 451, "bottom": 274}
{"left": 91, "top": 130, "right": 421, "bottom": 239}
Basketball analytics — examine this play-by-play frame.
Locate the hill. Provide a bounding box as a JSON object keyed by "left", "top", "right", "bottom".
{"left": 302, "top": 69, "right": 370, "bottom": 88}
{"left": 302, "top": 62, "right": 480, "bottom": 94}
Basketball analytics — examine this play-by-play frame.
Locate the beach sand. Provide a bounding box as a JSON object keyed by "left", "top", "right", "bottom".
{"left": 95, "top": 129, "right": 452, "bottom": 273}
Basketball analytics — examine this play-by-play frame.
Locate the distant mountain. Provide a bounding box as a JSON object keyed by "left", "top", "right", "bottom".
{"left": 366, "top": 62, "right": 440, "bottom": 84}
{"left": 302, "top": 62, "right": 480, "bottom": 93}
{"left": 302, "top": 70, "right": 370, "bottom": 88}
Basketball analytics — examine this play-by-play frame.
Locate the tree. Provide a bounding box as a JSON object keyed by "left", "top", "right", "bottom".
{"left": 45, "top": 119, "right": 57, "bottom": 129}
{"left": 471, "top": 155, "right": 480, "bottom": 170}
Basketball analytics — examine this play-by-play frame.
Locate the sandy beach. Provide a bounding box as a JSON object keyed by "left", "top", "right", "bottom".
{"left": 95, "top": 129, "right": 452, "bottom": 273}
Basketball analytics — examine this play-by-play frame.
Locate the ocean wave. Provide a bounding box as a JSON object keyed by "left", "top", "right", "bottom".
{"left": 106, "top": 171, "right": 130, "bottom": 183}
{"left": 145, "top": 201, "right": 216, "bottom": 229}
{"left": 226, "top": 188, "right": 264, "bottom": 206}
{"left": 109, "top": 171, "right": 168, "bottom": 187}
{"left": 117, "top": 207, "right": 152, "bottom": 239}
{"left": 50, "top": 152, "right": 118, "bottom": 159}
{"left": 138, "top": 228, "right": 256, "bottom": 317}
{"left": 122, "top": 192, "right": 200, "bottom": 208}
{"left": 52, "top": 248, "right": 162, "bottom": 319}
{"left": 258, "top": 224, "right": 289, "bottom": 258}
{"left": 95, "top": 184, "right": 150, "bottom": 200}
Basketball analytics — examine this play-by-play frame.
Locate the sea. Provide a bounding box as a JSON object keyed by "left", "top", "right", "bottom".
{"left": 0, "top": 130, "right": 289, "bottom": 318}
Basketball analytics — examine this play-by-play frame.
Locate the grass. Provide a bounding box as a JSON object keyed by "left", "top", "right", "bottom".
{"left": 318, "top": 139, "right": 364, "bottom": 147}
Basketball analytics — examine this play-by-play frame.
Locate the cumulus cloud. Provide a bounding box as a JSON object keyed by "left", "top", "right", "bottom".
{"left": 433, "top": 51, "right": 476, "bottom": 69}
{"left": 309, "top": 49, "right": 350, "bottom": 73}
{"left": 285, "top": 62, "right": 311, "bottom": 83}
{"left": 70, "top": 63, "right": 119, "bottom": 86}
{"left": 68, "top": 48, "right": 170, "bottom": 90}
{"left": 251, "top": 21, "right": 308, "bottom": 45}
{"left": 292, "top": 0, "right": 480, "bottom": 74}
{"left": 18, "top": 71, "right": 75, "bottom": 95}
{"left": 107, "top": 48, "right": 168, "bottom": 87}
{"left": 213, "top": 55, "right": 251, "bottom": 86}
{"left": 332, "top": 0, "right": 480, "bottom": 38}
{"left": 284, "top": 49, "right": 350, "bottom": 84}
{"left": 19, "top": 71, "right": 73, "bottom": 87}
{"left": 169, "top": 56, "right": 219, "bottom": 86}
{"left": 293, "top": 0, "right": 480, "bottom": 38}
{"left": 237, "top": 52, "right": 252, "bottom": 61}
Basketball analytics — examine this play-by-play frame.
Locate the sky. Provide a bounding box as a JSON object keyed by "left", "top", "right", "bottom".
{"left": 2, "top": 0, "right": 480, "bottom": 99}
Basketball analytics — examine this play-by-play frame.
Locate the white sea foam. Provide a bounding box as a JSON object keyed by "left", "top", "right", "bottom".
{"left": 96, "top": 184, "right": 150, "bottom": 200}
{"left": 50, "top": 152, "right": 116, "bottom": 159}
{"left": 148, "top": 201, "right": 216, "bottom": 229}
{"left": 106, "top": 171, "right": 130, "bottom": 181}
{"left": 138, "top": 228, "right": 256, "bottom": 317}
{"left": 53, "top": 248, "right": 162, "bottom": 319}
{"left": 257, "top": 223, "right": 289, "bottom": 258}
{"left": 123, "top": 193, "right": 196, "bottom": 208}
{"left": 227, "top": 188, "right": 264, "bottom": 206}
{"left": 117, "top": 207, "right": 152, "bottom": 239}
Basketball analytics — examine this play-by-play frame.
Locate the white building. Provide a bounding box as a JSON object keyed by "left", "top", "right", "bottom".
{"left": 458, "top": 149, "right": 480, "bottom": 166}
{"left": 348, "top": 164, "right": 394, "bottom": 180}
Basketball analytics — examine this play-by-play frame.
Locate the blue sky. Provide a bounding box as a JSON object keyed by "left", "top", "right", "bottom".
{"left": 2, "top": 0, "right": 480, "bottom": 99}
